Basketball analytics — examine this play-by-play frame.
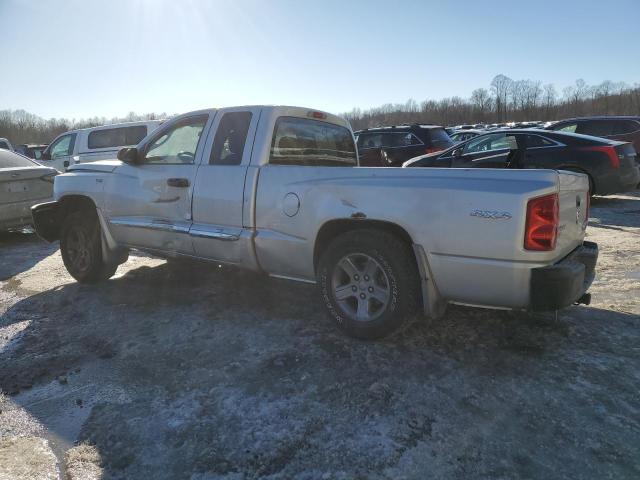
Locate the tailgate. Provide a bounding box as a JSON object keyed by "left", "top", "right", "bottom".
{"left": 556, "top": 170, "right": 589, "bottom": 257}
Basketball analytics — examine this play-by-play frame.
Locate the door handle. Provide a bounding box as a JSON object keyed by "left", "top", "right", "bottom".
{"left": 167, "top": 178, "right": 190, "bottom": 188}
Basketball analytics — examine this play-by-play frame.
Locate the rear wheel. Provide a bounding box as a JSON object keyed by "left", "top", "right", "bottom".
{"left": 60, "top": 210, "right": 117, "bottom": 283}
{"left": 317, "top": 230, "right": 420, "bottom": 339}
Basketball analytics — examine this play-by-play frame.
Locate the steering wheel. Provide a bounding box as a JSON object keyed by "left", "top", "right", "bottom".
{"left": 177, "top": 151, "right": 195, "bottom": 163}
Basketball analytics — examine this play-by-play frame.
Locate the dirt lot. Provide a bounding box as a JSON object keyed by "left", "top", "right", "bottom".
{"left": 1, "top": 192, "right": 639, "bottom": 480}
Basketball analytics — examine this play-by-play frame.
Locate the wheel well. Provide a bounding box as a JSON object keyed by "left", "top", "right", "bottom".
{"left": 557, "top": 166, "right": 596, "bottom": 194}
{"left": 313, "top": 219, "right": 415, "bottom": 273}
{"left": 58, "top": 195, "right": 98, "bottom": 218}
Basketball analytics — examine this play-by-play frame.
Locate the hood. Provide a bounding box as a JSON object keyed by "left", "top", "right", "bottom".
{"left": 67, "top": 160, "right": 121, "bottom": 173}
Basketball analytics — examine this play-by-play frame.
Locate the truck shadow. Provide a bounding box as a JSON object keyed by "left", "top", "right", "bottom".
{"left": 2, "top": 260, "right": 639, "bottom": 478}
{"left": 0, "top": 231, "right": 58, "bottom": 280}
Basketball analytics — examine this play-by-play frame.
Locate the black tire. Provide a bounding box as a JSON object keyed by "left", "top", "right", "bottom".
{"left": 317, "top": 229, "right": 420, "bottom": 339}
{"left": 60, "top": 209, "right": 117, "bottom": 283}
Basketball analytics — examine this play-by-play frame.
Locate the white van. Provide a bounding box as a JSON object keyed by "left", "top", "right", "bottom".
{"left": 40, "top": 120, "right": 162, "bottom": 171}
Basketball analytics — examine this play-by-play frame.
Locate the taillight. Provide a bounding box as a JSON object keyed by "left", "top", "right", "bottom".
{"left": 524, "top": 193, "right": 559, "bottom": 251}
{"left": 580, "top": 145, "right": 619, "bottom": 168}
{"left": 424, "top": 147, "right": 439, "bottom": 154}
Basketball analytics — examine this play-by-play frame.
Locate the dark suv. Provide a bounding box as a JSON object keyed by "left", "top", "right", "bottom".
{"left": 547, "top": 116, "right": 640, "bottom": 154}
{"left": 355, "top": 125, "right": 453, "bottom": 166}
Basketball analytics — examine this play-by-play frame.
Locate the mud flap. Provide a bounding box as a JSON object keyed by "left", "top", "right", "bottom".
{"left": 31, "top": 201, "right": 61, "bottom": 242}
{"left": 413, "top": 244, "right": 447, "bottom": 319}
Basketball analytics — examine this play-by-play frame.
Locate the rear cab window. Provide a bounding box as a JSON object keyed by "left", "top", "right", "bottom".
{"left": 88, "top": 125, "right": 148, "bottom": 149}
{"left": 270, "top": 117, "right": 356, "bottom": 166}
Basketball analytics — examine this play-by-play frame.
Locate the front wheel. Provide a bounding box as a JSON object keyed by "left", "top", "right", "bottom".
{"left": 60, "top": 210, "right": 117, "bottom": 283}
{"left": 317, "top": 230, "right": 420, "bottom": 339}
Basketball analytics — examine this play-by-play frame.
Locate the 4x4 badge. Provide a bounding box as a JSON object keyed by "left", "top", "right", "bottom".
{"left": 470, "top": 209, "right": 512, "bottom": 220}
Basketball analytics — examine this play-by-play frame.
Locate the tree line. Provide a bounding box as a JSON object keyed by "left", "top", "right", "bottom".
{"left": 0, "top": 110, "right": 167, "bottom": 146}
{"left": 2, "top": 74, "right": 640, "bottom": 145}
{"left": 343, "top": 75, "right": 640, "bottom": 130}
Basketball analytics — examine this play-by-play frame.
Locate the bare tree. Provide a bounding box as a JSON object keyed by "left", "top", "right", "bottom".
{"left": 490, "top": 74, "right": 512, "bottom": 121}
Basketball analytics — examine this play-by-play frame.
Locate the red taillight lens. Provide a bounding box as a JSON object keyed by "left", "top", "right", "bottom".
{"left": 581, "top": 145, "right": 619, "bottom": 168}
{"left": 524, "top": 193, "right": 559, "bottom": 251}
{"left": 425, "top": 147, "right": 439, "bottom": 154}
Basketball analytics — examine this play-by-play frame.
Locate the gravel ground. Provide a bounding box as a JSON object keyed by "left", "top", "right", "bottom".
{"left": 0, "top": 191, "right": 639, "bottom": 480}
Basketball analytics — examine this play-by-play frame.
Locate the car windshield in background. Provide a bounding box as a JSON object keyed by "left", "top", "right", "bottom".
{"left": 0, "top": 141, "right": 11, "bottom": 150}
{"left": 0, "top": 150, "right": 37, "bottom": 168}
{"left": 270, "top": 117, "right": 356, "bottom": 166}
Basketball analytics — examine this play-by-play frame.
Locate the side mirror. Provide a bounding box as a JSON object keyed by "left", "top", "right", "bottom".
{"left": 452, "top": 148, "right": 463, "bottom": 157}
{"left": 40, "top": 150, "right": 51, "bottom": 160}
{"left": 118, "top": 147, "right": 140, "bottom": 164}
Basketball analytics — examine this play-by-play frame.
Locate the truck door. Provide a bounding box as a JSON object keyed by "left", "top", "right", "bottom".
{"left": 190, "top": 107, "right": 261, "bottom": 266}
{"left": 104, "top": 113, "right": 210, "bottom": 254}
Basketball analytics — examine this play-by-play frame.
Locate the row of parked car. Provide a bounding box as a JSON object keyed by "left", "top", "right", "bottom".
{"left": 1, "top": 114, "right": 639, "bottom": 233}
{"left": 355, "top": 115, "right": 640, "bottom": 196}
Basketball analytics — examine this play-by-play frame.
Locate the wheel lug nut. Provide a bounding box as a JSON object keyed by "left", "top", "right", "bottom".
{"left": 352, "top": 285, "right": 357, "bottom": 292}
{"left": 368, "top": 287, "right": 374, "bottom": 293}
{"left": 364, "top": 275, "right": 369, "bottom": 281}
{"left": 354, "top": 275, "right": 359, "bottom": 281}
{"left": 360, "top": 293, "right": 366, "bottom": 299}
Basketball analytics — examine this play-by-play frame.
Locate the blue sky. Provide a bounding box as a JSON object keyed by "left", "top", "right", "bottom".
{"left": 1, "top": 0, "right": 638, "bottom": 119}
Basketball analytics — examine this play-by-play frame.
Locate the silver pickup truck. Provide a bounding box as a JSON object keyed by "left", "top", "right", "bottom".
{"left": 32, "top": 106, "right": 598, "bottom": 339}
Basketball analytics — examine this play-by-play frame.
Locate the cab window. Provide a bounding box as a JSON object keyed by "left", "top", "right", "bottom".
{"left": 270, "top": 117, "right": 356, "bottom": 166}
{"left": 88, "top": 125, "right": 148, "bottom": 149}
{"left": 144, "top": 116, "right": 207, "bottom": 165}
{"left": 210, "top": 112, "right": 252, "bottom": 165}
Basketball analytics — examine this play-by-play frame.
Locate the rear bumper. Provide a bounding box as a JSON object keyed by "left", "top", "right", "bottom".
{"left": 31, "top": 201, "right": 61, "bottom": 242}
{"left": 529, "top": 241, "right": 598, "bottom": 311}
